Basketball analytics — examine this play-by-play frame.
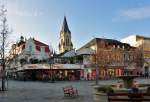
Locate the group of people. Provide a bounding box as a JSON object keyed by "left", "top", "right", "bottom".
{"left": 127, "top": 86, "right": 150, "bottom": 102}
{"left": 130, "top": 86, "right": 150, "bottom": 93}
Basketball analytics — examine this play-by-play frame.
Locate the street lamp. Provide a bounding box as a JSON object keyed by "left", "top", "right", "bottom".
{"left": 49, "top": 51, "right": 55, "bottom": 83}
{"left": 95, "top": 64, "right": 99, "bottom": 85}
{"left": 94, "top": 49, "right": 99, "bottom": 85}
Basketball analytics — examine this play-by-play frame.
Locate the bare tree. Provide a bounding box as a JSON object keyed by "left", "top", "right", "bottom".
{"left": 0, "top": 5, "right": 11, "bottom": 91}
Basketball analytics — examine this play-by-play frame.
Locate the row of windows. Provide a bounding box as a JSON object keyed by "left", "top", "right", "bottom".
{"left": 106, "top": 43, "right": 130, "bottom": 49}
{"left": 29, "top": 45, "right": 49, "bottom": 53}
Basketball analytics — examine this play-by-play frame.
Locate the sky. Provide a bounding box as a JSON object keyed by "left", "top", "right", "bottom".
{"left": 0, "top": 0, "right": 150, "bottom": 52}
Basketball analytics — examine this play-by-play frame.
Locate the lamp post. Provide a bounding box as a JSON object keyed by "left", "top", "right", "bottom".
{"left": 50, "top": 59, "right": 54, "bottom": 83}
{"left": 94, "top": 49, "right": 99, "bottom": 85}
{"left": 49, "top": 51, "right": 55, "bottom": 83}
{"left": 95, "top": 64, "right": 99, "bottom": 85}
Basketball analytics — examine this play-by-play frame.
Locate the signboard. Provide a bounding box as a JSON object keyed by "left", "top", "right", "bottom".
{"left": 17, "top": 64, "right": 82, "bottom": 71}
{"left": 53, "top": 65, "right": 63, "bottom": 69}
{"left": 52, "top": 64, "right": 82, "bottom": 69}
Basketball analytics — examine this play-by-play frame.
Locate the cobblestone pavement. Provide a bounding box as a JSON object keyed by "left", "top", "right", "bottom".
{"left": 0, "top": 78, "right": 150, "bottom": 102}
{"left": 0, "top": 80, "right": 94, "bottom": 102}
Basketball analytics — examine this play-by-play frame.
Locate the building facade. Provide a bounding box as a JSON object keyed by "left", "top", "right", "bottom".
{"left": 58, "top": 16, "right": 73, "bottom": 54}
{"left": 7, "top": 37, "right": 82, "bottom": 81}
{"left": 48, "top": 49, "right": 83, "bottom": 81}
{"left": 77, "top": 38, "right": 142, "bottom": 79}
{"left": 121, "top": 35, "right": 150, "bottom": 76}
{"left": 7, "top": 36, "right": 51, "bottom": 80}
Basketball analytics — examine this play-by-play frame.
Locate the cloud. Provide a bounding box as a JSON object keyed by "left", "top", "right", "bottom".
{"left": 2, "top": 0, "right": 44, "bottom": 17}
{"left": 8, "top": 9, "right": 44, "bottom": 17}
{"left": 119, "top": 6, "right": 150, "bottom": 20}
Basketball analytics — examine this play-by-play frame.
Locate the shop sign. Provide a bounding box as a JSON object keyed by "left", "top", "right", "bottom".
{"left": 24, "top": 64, "right": 50, "bottom": 70}
{"left": 52, "top": 64, "right": 81, "bottom": 69}
{"left": 28, "top": 65, "right": 36, "bottom": 68}
{"left": 84, "top": 64, "right": 96, "bottom": 68}
{"left": 53, "top": 65, "right": 63, "bottom": 69}
{"left": 21, "top": 64, "right": 81, "bottom": 70}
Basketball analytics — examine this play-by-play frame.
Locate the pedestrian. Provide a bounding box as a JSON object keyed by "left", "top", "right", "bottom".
{"left": 87, "top": 73, "right": 89, "bottom": 81}
{"left": 144, "top": 72, "right": 148, "bottom": 78}
{"left": 128, "top": 86, "right": 142, "bottom": 102}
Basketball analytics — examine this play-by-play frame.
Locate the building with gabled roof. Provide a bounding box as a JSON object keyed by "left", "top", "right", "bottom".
{"left": 7, "top": 36, "right": 51, "bottom": 80}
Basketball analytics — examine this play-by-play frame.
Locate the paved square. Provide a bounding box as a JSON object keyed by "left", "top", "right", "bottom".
{"left": 0, "top": 80, "right": 94, "bottom": 102}
{"left": 0, "top": 78, "right": 150, "bottom": 102}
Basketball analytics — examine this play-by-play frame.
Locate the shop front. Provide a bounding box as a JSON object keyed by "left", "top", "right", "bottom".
{"left": 47, "top": 69, "right": 81, "bottom": 81}
{"left": 83, "top": 68, "right": 96, "bottom": 80}
{"left": 14, "top": 64, "right": 82, "bottom": 81}
{"left": 83, "top": 66, "right": 124, "bottom": 80}
{"left": 99, "top": 67, "right": 124, "bottom": 79}
{"left": 52, "top": 64, "right": 82, "bottom": 81}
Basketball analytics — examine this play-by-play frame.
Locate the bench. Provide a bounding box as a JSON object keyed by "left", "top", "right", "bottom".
{"left": 62, "top": 85, "right": 78, "bottom": 97}
{"left": 108, "top": 93, "right": 150, "bottom": 102}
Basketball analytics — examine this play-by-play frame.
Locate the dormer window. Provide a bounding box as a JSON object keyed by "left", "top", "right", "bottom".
{"left": 122, "top": 45, "right": 125, "bottom": 49}
{"left": 36, "top": 46, "right": 41, "bottom": 52}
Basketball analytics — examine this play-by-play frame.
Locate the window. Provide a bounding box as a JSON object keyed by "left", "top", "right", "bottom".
{"left": 113, "top": 45, "right": 116, "bottom": 48}
{"left": 122, "top": 45, "right": 125, "bottom": 49}
{"left": 66, "top": 38, "right": 68, "bottom": 46}
{"left": 124, "top": 53, "right": 130, "bottom": 61}
{"left": 29, "top": 45, "right": 32, "bottom": 52}
{"left": 36, "top": 46, "right": 41, "bottom": 51}
{"left": 61, "top": 39, "right": 63, "bottom": 45}
{"left": 129, "top": 55, "right": 133, "bottom": 61}
{"left": 67, "top": 38, "right": 69, "bottom": 46}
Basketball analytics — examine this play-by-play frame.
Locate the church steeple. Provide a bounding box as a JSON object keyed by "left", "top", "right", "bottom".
{"left": 61, "top": 16, "right": 71, "bottom": 33}
{"left": 59, "top": 16, "right": 73, "bottom": 54}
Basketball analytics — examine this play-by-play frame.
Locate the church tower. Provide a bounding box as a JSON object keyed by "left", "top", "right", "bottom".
{"left": 59, "top": 16, "right": 73, "bottom": 53}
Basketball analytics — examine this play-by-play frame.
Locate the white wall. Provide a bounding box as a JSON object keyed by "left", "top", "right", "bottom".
{"left": 121, "top": 35, "right": 137, "bottom": 47}
{"left": 24, "top": 38, "right": 49, "bottom": 60}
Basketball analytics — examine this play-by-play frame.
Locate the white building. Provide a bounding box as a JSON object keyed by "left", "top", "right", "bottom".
{"left": 21, "top": 37, "right": 50, "bottom": 61}
{"left": 7, "top": 36, "right": 51, "bottom": 80}
{"left": 7, "top": 37, "right": 83, "bottom": 80}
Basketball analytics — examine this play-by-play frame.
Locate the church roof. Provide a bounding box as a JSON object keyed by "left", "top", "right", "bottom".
{"left": 33, "top": 39, "right": 49, "bottom": 46}
{"left": 61, "top": 16, "right": 71, "bottom": 33}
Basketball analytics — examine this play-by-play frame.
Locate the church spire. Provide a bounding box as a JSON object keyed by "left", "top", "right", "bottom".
{"left": 59, "top": 16, "right": 73, "bottom": 54}
{"left": 61, "top": 16, "right": 70, "bottom": 33}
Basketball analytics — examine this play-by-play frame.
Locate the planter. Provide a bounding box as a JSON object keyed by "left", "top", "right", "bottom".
{"left": 93, "top": 92, "right": 108, "bottom": 102}
{"left": 93, "top": 86, "right": 109, "bottom": 102}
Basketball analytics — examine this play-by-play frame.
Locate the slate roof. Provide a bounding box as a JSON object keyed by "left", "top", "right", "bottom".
{"left": 61, "top": 16, "right": 71, "bottom": 33}
{"left": 34, "top": 39, "right": 49, "bottom": 46}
